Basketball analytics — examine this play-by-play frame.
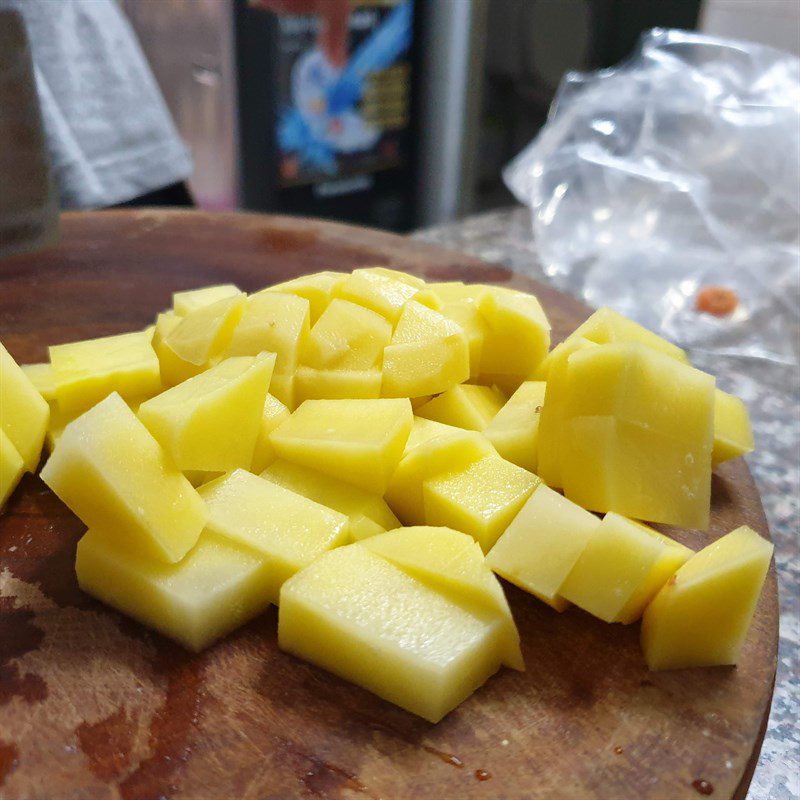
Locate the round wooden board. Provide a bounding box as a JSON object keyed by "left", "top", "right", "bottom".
{"left": 0, "top": 211, "right": 777, "bottom": 800}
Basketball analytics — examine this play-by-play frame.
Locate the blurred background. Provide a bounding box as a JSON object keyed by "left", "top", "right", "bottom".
{"left": 2, "top": 0, "right": 799, "bottom": 239}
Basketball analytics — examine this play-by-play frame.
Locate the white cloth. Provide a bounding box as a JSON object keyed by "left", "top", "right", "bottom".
{"left": 1, "top": 0, "right": 192, "bottom": 208}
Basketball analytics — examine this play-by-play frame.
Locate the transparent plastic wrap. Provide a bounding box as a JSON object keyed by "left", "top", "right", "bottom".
{"left": 504, "top": 28, "right": 800, "bottom": 366}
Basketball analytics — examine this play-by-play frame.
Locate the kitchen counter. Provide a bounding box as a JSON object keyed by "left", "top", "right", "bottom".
{"left": 414, "top": 206, "right": 800, "bottom": 800}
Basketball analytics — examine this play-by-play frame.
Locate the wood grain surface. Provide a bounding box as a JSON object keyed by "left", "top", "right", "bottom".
{"left": 0, "top": 210, "right": 778, "bottom": 800}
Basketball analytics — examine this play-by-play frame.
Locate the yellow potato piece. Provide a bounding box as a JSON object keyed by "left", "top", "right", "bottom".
{"left": 152, "top": 311, "right": 195, "bottom": 386}
{"left": 537, "top": 338, "right": 599, "bottom": 488}
{"left": 261, "top": 460, "right": 399, "bottom": 541}
{"left": 335, "top": 268, "right": 438, "bottom": 324}
{"left": 172, "top": 284, "right": 241, "bottom": 316}
{"left": 641, "top": 526, "right": 773, "bottom": 670}
{"left": 427, "top": 282, "right": 490, "bottom": 305}
{"left": 224, "top": 291, "right": 310, "bottom": 378}
{"left": 712, "top": 388, "right": 754, "bottom": 467}
{"left": 40, "top": 393, "right": 206, "bottom": 563}
{"left": 48, "top": 330, "right": 160, "bottom": 418}
{"left": 302, "top": 298, "right": 391, "bottom": 370}
{"left": 559, "top": 512, "right": 692, "bottom": 624}
{"left": 385, "top": 430, "right": 494, "bottom": 524}
{"left": 267, "top": 271, "right": 347, "bottom": 323}
{"left": 76, "top": 529, "right": 272, "bottom": 652}
{"left": 279, "top": 543, "right": 512, "bottom": 722}
{"left": 560, "top": 343, "right": 715, "bottom": 529}
{"left": 152, "top": 311, "right": 181, "bottom": 346}
{"left": 484, "top": 380, "right": 546, "bottom": 472}
{"left": 269, "top": 398, "right": 412, "bottom": 494}
{"left": 44, "top": 404, "right": 73, "bottom": 452}
{"left": 21, "top": 362, "right": 57, "bottom": 402}
{"left": 199, "top": 469, "right": 349, "bottom": 604}
{"left": 161, "top": 293, "right": 246, "bottom": 385}
{"left": 423, "top": 454, "right": 539, "bottom": 552}
{"left": 250, "top": 393, "right": 291, "bottom": 473}
{"left": 362, "top": 526, "right": 523, "bottom": 669}
{"left": 381, "top": 301, "right": 470, "bottom": 397}
{"left": 561, "top": 307, "right": 689, "bottom": 366}
{"left": 1, "top": 343, "right": 49, "bottom": 471}
{"left": 486, "top": 484, "right": 601, "bottom": 612}
{"left": 1, "top": 429, "right": 25, "bottom": 508}
{"left": 295, "top": 367, "right": 382, "bottom": 403}
{"left": 402, "top": 416, "right": 467, "bottom": 455}
{"left": 25, "top": 362, "right": 72, "bottom": 453}
{"left": 358, "top": 266, "right": 426, "bottom": 289}
{"left": 415, "top": 384, "right": 505, "bottom": 432}
{"left": 268, "top": 372, "right": 297, "bottom": 411}
{"left": 138, "top": 354, "right": 274, "bottom": 472}
{"left": 437, "top": 301, "right": 488, "bottom": 379}
{"left": 478, "top": 287, "right": 550, "bottom": 381}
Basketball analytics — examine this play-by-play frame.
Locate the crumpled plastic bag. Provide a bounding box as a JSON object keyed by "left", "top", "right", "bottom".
{"left": 504, "top": 28, "right": 800, "bottom": 366}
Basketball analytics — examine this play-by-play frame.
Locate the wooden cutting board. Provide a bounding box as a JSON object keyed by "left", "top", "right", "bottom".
{"left": 0, "top": 210, "right": 777, "bottom": 800}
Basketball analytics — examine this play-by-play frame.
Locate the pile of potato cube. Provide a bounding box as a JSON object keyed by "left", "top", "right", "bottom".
{"left": 0, "top": 267, "right": 771, "bottom": 723}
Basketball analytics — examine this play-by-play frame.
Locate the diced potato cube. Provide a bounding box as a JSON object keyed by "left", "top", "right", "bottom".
{"left": 484, "top": 380, "right": 546, "bottom": 472}
{"left": 160, "top": 293, "right": 246, "bottom": 386}
{"left": 302, "top": 298, "right": 391, "bottom": 370}
{"left": 335, "top": 268, "right": 438, "bottom": 324}
{"left": 295, "top": 367, "right": 382, "bottom": 402}
{"left": 266, "top": 272, "right": 347, "bottom": 323}
{"left": 560, "top": 343, "right": 715, "bottom": 529}
{"left": 362, "top": 526, "right": 523, "bottom": 668}
{"left": 268, "top": 373, "right": 297, "bottom": 411}
{"left": 712, "top": 389, "right": 754, "bottom": 467}
{"left": 423, "top": 454, "right": 539, "bottom": 552}
{"left": 224, "top": 291, "right": 310, "bottom": 379}
{"left": 415, "top": 384, "right": 505, "bottom": 431}
{"left": 437, "top": 301, "right": 488, "bottom": 378}
{"left": 385, "top": 430, "right": 494, "bottom": 524}
{"left": 478, "top": 287, "right": 550, "bottom": 381}
{"left": 270, "top": 398, "right": 412, "bottom": 494}
{"left": 641, "top": 526, "right": 773, "bottom": 670}
{"left": 261, "top": 460, "right": 399, "bottom": 541}
{"left": 199, "top": 469, "right": 349, "bottom": 603}
{"left": 21, "top": 362, "right": 57, "bottom": 402}
{"left": 76, "top": 529, "right": 271, "bottom": 652}
{"left": 537, "top": 338, "right": 599, "bottom": 488}
{"left": 358, "top": 266, "right": 427, "bottom": 289}
{"left": 427, "top": 282, "right": 490, "bottom": 305}
{"left": 40, "top": 393, "right": 206, "bottom": 563}
{"left": 138, "top": 354, "right": 274, "bottom": 473}
{"left": 172, "top": 284, "right": 241, "bottom": 316}
{"left": 402, "top": 416, "right": 466, "bottom": 455}
{"left": 250, "top": 393, "right": 291, "bottom": 473}
{"left": 381, "top": 302, "right": 469, "bottom": 397}
{"left": 279, "top": 543, "right": 513, "bottom": 722}
{"left": 48, "top": 331, "right": 160, "bottom": 418}
{"left": 152, "top": 311, "right": 182, "bottom": 347}
{"left": 153, "top": 312, "right": 196, "bottom": 386}
{"left": 1, "top": 429, "right": 25, "bottom": 507}
{"left": 486, "top": 484, "right": 601, "bottom": 611}
{"left": 44, "top": 404, "right": 74, "bottom": 452}
{"left": 562, "top": 307, "right": 689, "bottom": 365}
{"left": 558, "top": 512, "right": 692, "bottom": 624}
{"left": 1, "top": 343, "right": 49, "bottom": 470}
